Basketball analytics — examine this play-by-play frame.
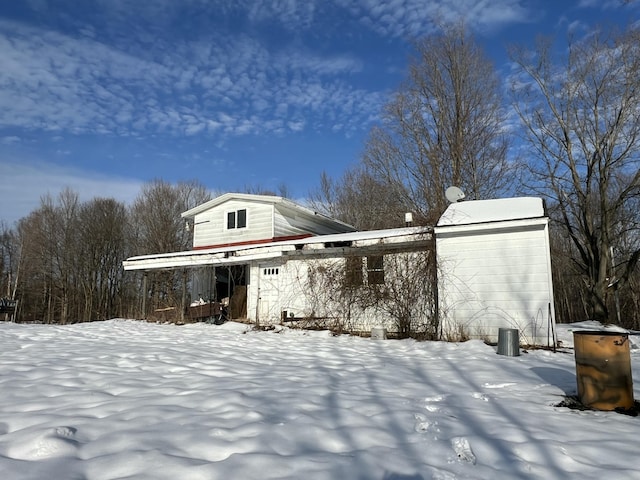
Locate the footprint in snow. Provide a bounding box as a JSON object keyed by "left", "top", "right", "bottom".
{"left": 471, "top": 392, "right": 489, "bottom": 401}
{"left": 7, "top": 426, "right": 80, "bottom": 460}
{"left": 55, "top": 426, "right": 77, "bottom": 438}
{"left": 483, "top": 382, "right": 516, "bottom": 389}
{"left": 451, "top": 436, "right": 476, "bottom": 464}
{"left": 413, "top": 413, "right": 435, "bottom": 433}
{"left": 424, "top": 394, "right": 446, "bottom": 402}
{"left": 423, "top": 394, "right": 446, "bottom": 412}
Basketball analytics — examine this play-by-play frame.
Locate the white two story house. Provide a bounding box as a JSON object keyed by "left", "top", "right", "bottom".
{"left": 123, "top": 193, "right": 557, "bottom": 345}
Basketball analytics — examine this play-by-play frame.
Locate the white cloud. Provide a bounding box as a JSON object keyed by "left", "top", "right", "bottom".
{"left": 1, "top": 136, "right": 21, "bottom": 145}
{"left": 0, "top": 15, "right": 383, "bottom": 141}
{"left": 338, "top": 0, "right": 533, "bottom": 37}
{"left": 0, "top": 159, "right": 143, "bottom": 226}
{"left": 287, "top": 120, "right": 306, "bottom": 132}
{"left": 0, "top": 0, "right": 537, "bottom": 146}
{"left": 247, "top": 1, "right": 317, "bottom": 29}
{"left": 578, "top": 0, "right": 638, "bottom": 10}
{"left": 577, "top": 0, "right": 600, "bottom": 7}
{"left": 567, "top": 19, "right": 586, "bottom": 34}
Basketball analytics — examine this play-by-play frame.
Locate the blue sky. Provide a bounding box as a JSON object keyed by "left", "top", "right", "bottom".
{"left": 0, "top": 0, "right": 637, "bottom": 225}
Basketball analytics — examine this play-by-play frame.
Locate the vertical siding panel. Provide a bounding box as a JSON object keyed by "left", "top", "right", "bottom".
{"left": 437, "top": 224, "right": 553, "bottom": 345}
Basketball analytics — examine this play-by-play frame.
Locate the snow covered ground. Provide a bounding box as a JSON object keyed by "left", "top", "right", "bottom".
{"left": 0, "top": 319, "right": 638, "bottom": 480}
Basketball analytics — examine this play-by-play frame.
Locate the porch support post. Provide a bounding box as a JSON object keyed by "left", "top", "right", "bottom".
{"left": 227, "top": 266, "right": 232, "bottom": 319}
{"left": 141, "top": 272, "right": 148, "bottom": 320}
{"left": 181, "top": 269, "right": 187, "bottom": 322}
{"left": 212, "top": 266, "right": 217, "bottom": 301}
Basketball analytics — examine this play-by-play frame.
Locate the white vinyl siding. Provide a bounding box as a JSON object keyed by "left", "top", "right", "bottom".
{"left": 273, "top": 210, "right": 307, "bottom": 238}
{"left": 192, "top": 199, "right": 355, "bottom": 249}
{"left": 248, "top": 256, "right": 407, "bottom": 333}
{"left": 192, "top": 200, "right": 274, "bottom": 248}
{"left": 436, "top": 221, "right": 555, "bottom": 345}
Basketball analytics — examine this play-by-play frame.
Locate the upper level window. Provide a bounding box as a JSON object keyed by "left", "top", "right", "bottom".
{"left": 227, "top": 209, "right": 247, "bottom": 229}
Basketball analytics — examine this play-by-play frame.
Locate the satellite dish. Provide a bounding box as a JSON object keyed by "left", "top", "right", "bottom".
{"left": 445, "top": 186, "right": 466, "bottom": 203}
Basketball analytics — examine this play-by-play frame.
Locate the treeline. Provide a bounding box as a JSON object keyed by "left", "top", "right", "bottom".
{"left": 2, "top": 23, "right": 639, "bottom": 328}
{"left": 0, "top": 181, "right": 210, "bottom": 324}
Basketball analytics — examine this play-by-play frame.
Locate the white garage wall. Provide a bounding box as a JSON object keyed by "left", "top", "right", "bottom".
{"left": 436, "top": 220, "right": 555, "bottom": 345}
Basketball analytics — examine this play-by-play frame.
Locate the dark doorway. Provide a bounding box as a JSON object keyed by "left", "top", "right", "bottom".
{"left": 191, "top": 265, "right": 248, "bottom": 319}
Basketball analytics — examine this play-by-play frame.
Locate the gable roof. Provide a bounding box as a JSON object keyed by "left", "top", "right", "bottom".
{"left": 181, "top": 192, "right": 356, "bottom": 231}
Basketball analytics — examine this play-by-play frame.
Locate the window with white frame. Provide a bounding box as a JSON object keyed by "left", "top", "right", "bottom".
{"left": 227, "top": 209, "right": 247, "bottom": 229}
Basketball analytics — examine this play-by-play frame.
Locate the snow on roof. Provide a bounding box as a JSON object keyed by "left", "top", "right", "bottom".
{"left": 277, "top": 225, "right": 431, "bottom": 246}
{"left": 123, "top": 226, "right": 432, "bottom": 270}
{"left": 437, "top": 197, "right": 545, "bottom": 226}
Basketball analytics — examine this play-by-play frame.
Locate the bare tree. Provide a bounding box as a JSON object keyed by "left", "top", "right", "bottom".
{"left": 242, "top": 183, "right": 292, "bottom": 198}
{"left": 12, "top": 189, "right": 80, "bottom": 324}
{"left": 309, "top": 168, "right": 410, "bottom": 230}
{"left": 0, "top": 223, "right": 15, "bottom": 298}
{"left": 76, "top": 198, "right": 129, "bottom": 321}
{"left": 129, "top": 180, "right": 211, "bottom": 319}
{"left": 7, "top": 181, "right": 212, "bottom": 324}
{"left": 311, "top": 24, "right": 513, "bottom": 228}
{"left": 363, "top": 24, "right": 513, "bottom": 221}
{"left": 0, "top": 222, "right": 20, "bottom": 320}
{"left": 511, "top": 27, "right": 640, "bottom": 323}
{"left": 130, "top": 179, "right": 210, "bottom": 255}
{"left": 13, "top": 211, "right": 45, "bottom": 322}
